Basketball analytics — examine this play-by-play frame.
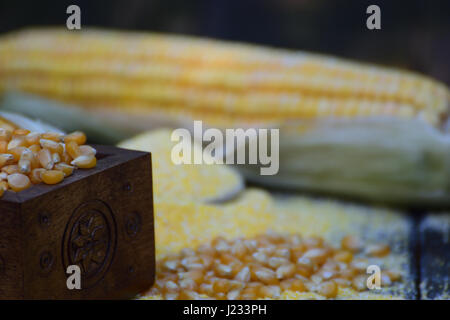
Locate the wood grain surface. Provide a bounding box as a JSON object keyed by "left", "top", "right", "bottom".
{"left": 419, "top": 214, "right": 450, "bottom": 300}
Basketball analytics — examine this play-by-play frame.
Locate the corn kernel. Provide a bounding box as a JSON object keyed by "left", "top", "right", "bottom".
{"left": 37, "top": 148, "right": 54, "bottom": 170}
{"left": 66, "top": 141, "right": 81, "bottom": 159}
{"left": 42, "top": 132, "right": 63, "bottom": 142}
{"left": 30, "top": 168, "right": 46, "bottom": 184}
{"left": 333, "top": 250, "right": 353, "bottom": 263}
{"left": 259, "top": 285, "right": 281, "bottom": 298}
{"left": 317, "top": 281, "right": 338, "bottom": 298}
{"left": 0, "top": 181, "right": 7, "bottom": 197}
{"left": 366, "top": 244, "right": 390, "bottom": 257}
{"left": 2, "top": 164, "right": 19, "bottom": 175}
{"left": 78, "top": 145, "right": 96, "bottom": 157}
{"left": 25, "top": 132, "right": 41, "bottom": 146}
{"left": 0, "top": 141, "right": 7, "bottom": 153}
{"left": 52, "top": 153, "right": 61, "bottom": 164}
{"left": 13, "top": 129, "right": 30, "bottom": 136}
{"left": 64, "top": 131, "right": 87, "bottom": 145}
{"left": 41, "top": 170, "right": 65, "bottom": 185}
{"left": 0, "top": 153, "right": 14, "bottom": 167}
{"left": 352, "top": 275, "right": 368, "bottom": 291}
{"left": 54, "top": 163, "right": 75, "bottom": 177}
{"left": 341, "top": 235, "right": 363, "bottom": 253}
{"left": 7, "top": 173, "right": 31, "bottom": 192}
{"left": 7, "top": 137, "right": 26, "bottom": 150}
{"left": 0, "top": 129, "right": 12, "bottom": 142}
{"left": 8, "top": 147, "right": 26, "bottom": 162}
{"left": 71, "top": 155, "right": 97, "bottom": 169}
{"left": 39, "top": 139, "right": 63, "bottom": 155}
{"left": 28, "top": 144, "right": 41, "bottom": 154}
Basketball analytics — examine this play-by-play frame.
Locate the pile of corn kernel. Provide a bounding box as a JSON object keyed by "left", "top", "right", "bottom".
{"left": 0, "top": 128, "right": 96, "bottom": 196}
{"left": 147, "top": 232, "right": 401, "bottom": 300}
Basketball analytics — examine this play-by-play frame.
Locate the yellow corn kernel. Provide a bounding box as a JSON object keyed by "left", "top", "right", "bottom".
{"left": 41, "top": 170, "right": 64, "bottom": 185}
{"left": 78, "top": 145, "right": 96, "bottom": 157}
{"left": 0, "top": 153, "right": 14, "bottom": 167}
{"left": 0, "top": 129, "right": 12, "bottom": 142}
{"left": 341, "top": 235, "right": 363, "bottom": 253}
{"left": 290, "top": 279, "right": 306, "bottom": 292}
{"left": 30, "top": 168, "right": 46, "bottom": 184}
{"left": 71, "top": 155, "right": 96, "bottom": 169}
{"left": 52, "top": 152, "right": 61, "bottom": 164}
{"left": 333, "top": 250, "right": 353, "bottom": 264}
{"left": 64, "top": 131, "right": 87, "bottom": 145}
{"left": 66, "top": 141, "right": 81, "bottom": 159}
{"left": 7, "top": 173, "right": 31, "bottom": 192}
{"left": 8, "top": 146, "right": 26, "bottom": 162}
{"left": 41, "top": 132, "right": 63, "bottom": 142}
{"left": 37, "top": 148, "right": 54, "bottom": 170}
{"left": 0, "top": 180, "right": 7, "bottom": 196}
{"left": 2, "top": 164, "right": 19, "bottom": 175}
{"left": 54, "top": 163, "right": 75, "bottom": 177}
{"left": 18, "top": 159, "right": 31, "bottom": 174}
{"left": 0, "top": 141, "right": 7, "bottom": 153}
{"left": 25, "top": 132, "right": 42, "bottom": 146}
{"left": 61, "top": 151, "right": 72, "bottom": 163}
{"left": 28, "top": 144, "right": 41, "bottom": 154}
{"left": 385, "top": 270, "right": 402, "bottom": 282}
{"left": 13, "top": 129, "right": 30, "bottom": 136}
{"left": 366, "top": 244, "right": 390, "bottom": 257}
{"left": 39, "top": 139, "right": 64, "bottom": 155}
{"left": 317, "top": 281, "right": 338, "bottom": 298}
{"left": 7, "top": 137, "right": 26, "bottom": 150}
{"left": 352, "top": 275, "right": 367, "bottom": 292}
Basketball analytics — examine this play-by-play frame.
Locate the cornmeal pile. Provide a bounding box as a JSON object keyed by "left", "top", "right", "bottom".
{"left": 119, "top": 130, "right": 243, "bottom": 203}
{"left": 120, "top": 130, "right": 413, "bottom": 300}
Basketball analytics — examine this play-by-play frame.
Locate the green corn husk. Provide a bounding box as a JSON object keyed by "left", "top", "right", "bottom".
{"left": 237, "top": 118, "right": 450, "bottom": 207}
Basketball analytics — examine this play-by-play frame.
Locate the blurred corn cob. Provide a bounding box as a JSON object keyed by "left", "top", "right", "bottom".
{"left": 1, "top": 28, "right": 449, "bottom": 205}
{"left": 0, "top": 28, "right": 448, "bottom": 129}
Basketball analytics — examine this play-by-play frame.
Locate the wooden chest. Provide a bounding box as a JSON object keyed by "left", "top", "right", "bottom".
{"left": 0, "top": 145, "right": 155, "bottom": 299}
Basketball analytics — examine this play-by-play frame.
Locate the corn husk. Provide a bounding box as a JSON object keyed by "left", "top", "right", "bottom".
{"left": 237, "top": 117, "right": 450, "bottom": 206}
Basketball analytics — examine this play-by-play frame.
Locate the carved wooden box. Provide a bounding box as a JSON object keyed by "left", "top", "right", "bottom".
{"left": 0, "top": 145, "right": 155, "bottom": 299}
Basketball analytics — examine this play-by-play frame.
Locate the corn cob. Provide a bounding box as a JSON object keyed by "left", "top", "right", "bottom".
{"left": 2, "top": 29, "right": 449, "bottom": 205}
{"left": 0, "top": 28, "right": 448, "bottom": 129}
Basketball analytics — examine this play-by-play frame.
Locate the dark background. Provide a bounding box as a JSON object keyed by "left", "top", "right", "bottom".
{"left": 0, "top": 0, "right": 449, "bottom": 85}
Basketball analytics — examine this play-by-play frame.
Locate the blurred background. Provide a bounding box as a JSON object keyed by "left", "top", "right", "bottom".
{"left": 0, "top": 0, "right": 449, "bottom": 85}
